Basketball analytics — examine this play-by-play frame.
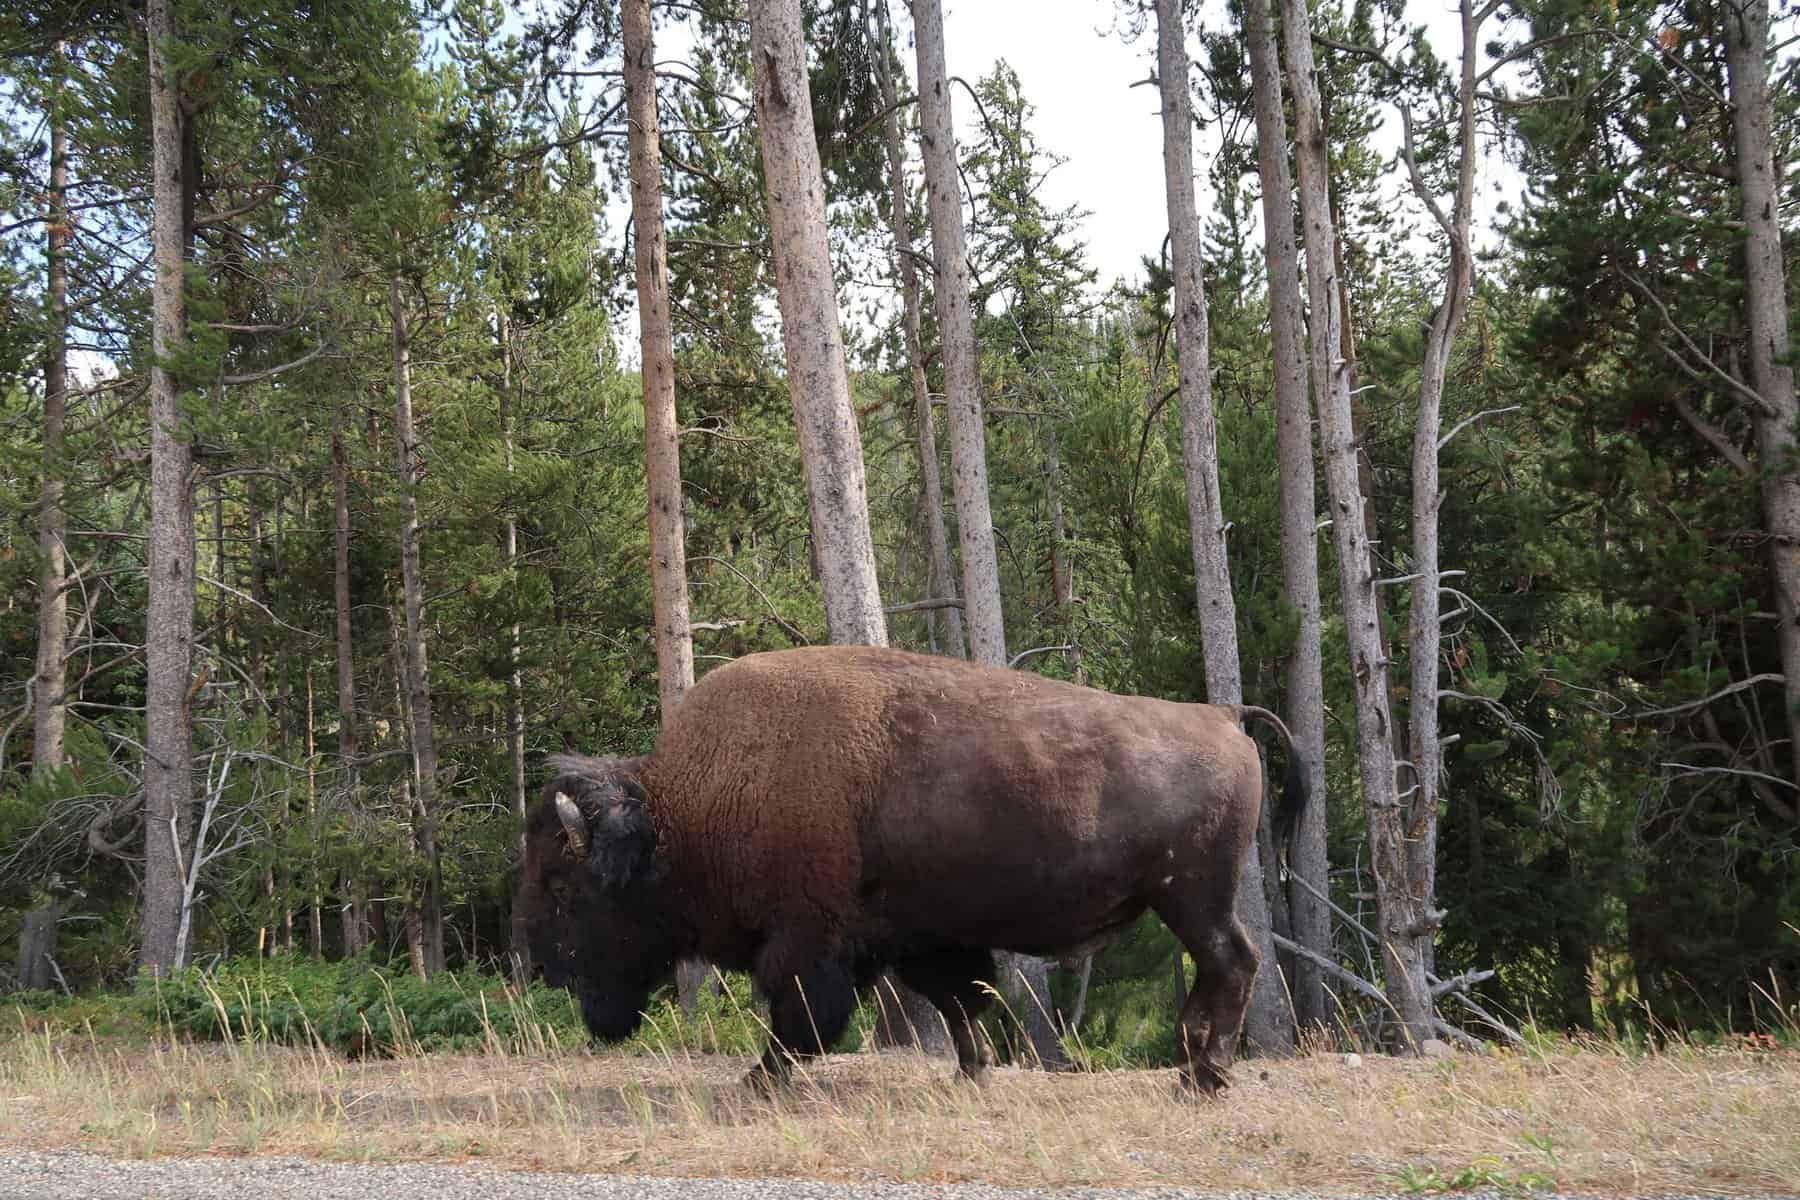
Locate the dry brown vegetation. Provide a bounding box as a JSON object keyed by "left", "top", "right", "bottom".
{"left": 1, "top": 1023, "right": 1796, "bottom": 1194}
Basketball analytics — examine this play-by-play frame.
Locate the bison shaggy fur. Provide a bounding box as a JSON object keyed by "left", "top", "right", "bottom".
{"left": 516, "top": 644, "right": 1305, "bottom": 1094}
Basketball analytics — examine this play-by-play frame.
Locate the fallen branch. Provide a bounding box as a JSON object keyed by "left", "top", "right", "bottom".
{"left": 884, "top": 597, "right": 964, "bottom": 614}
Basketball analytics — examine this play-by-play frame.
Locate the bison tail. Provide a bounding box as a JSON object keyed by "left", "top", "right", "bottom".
{"left": 1271, "top": 752, "right": 1309, "bottom": 862}
{"left": 1232, "top": 705, "right": 1310, "bottom": 866}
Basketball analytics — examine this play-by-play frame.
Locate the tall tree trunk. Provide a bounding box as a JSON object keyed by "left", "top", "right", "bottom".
{"left": 1156, "top": 0, "right": 1291, "bottom": 1057}
{"left": 141, "top": 0, "right": 197, "bottom": 976}
{"left": 495, "top": 310, "right": 533, "bottom": 988}
{"left": 875, "top": 0, "right": 963, "bottom": 661}
{"left": 913, "top": 0, "right": 1004, "bottom": 666}
{"left": 912, "top": 0, "right": 1065, "bottom": 1068}
{"left": 623, "top": 0, "right": 696, "bottom": 720}
{"left": 1400, "top": 0, "right": 1482, "bottom": 1027}
{"left": 1282, "top": 0, "right": 1434, "bottom": 1051}
{"left": 1724, "top": 0, "right": 1800, "bottom": 790}
{"left": 33, "top": 51, "right": 70, "bottom": 780}
{"left": 1244, "top": 0, "right": 1331, "bottom": 1036}
{"left": 623, "top": 0, "right": 710, "bottom": 1010}
{"left": 23, "top": 56, "right": 75, "bottom": 1007}
{"left": 390, "top": 277, "right": 444, "bottom": 977}
{"left": 747, "top": 0, "right": 887, "bottom": 647}
{"left": 331, "top": 405, "right": 367, "bottom": 959}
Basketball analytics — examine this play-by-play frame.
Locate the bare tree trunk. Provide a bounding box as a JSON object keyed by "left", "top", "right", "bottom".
{"left": 17, "top": 902, "right": 64, "bottom": 991}
{"left": 1244, "top": 0, "right": 1331, "bottom": 1036}
{"left": 1725, "top": 0, "right": 1800, "bottom": 790}
{"left": 390, "top": 277, "right": 444, "bottom": 977}
{"left": 141, "top": 0, "right": 197, "bottom": 976}
{"left": 623, "top": 0, "right": 711, "bottom": 1010}
{"left": 1398, "top": 0, "right": 1483, "bottom": 1030}
{"left": 1156, "top": 0, "right": 1291, "bottom": 1057}
{"left": 875, "top": 0, "right": 963, "bottom": 661}
{"left": 331, "top": 405, "right": 367, "bottom": 959}
{"left": 747, "top": 0, "right": 887, "bottom": 647}
{"left": 33, "top": 54, "right": 70, "bottom": 780}
{"left": 623, "top": 0, "right": 696, "bottom": 717}
{"left": 20, "top": 59, "right": 75, "bottom": 1009}
{"left": 491, "top": 309, "right": 534, "bottom": 987}
{"left": 913, "top": 0, "right": 1004, "bottom": 666}
{"left": 1282, "top": 0, "right": 1433, "bottom": 1051}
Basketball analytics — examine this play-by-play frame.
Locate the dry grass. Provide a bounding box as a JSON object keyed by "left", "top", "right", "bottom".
{"left": 2, "top": 1023, "right": 1796, "bottom": 1194}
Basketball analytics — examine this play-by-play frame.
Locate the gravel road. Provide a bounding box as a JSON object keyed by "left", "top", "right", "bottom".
{"left": 0, "top": 1151, "right": 1794, "bottom": 1200}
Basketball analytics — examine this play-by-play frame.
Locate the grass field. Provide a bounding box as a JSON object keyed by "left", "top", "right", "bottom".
{"left": 2, "top": 997, "right": 1796, "bottom": 1195}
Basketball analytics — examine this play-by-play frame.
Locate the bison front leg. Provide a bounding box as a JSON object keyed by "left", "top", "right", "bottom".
{"left": 895, "top": 947, "right": 998, "bottom": 1081}
{"left": 1155, "top": 890, "right": 1259, "bottom": 1097}
{"left": 745, "top": 935, "right": 857, "bottom": 1092}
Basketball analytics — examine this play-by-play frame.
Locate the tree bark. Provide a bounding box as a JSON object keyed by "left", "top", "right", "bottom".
{"left": 1281, "top": 0, "right": 1434, "bottom": 1050}
{"left": 17, "top": 902, "right": 63, "bottom": 992}
{"left": 624, "top": 0, "right": 696, "bottom": 718}
{"left": 141, "top": 0, "right": 198, "bottom": 976}
{"left": 19, "top": 56, "right": 73, "bottom": 1010}
{"left": 1156, "top": 0, "right": 1291, "bottom": 1056}
{"left": 622, "top": 0, "right": 711, "bottom": 1010}
{"left": 500, "top": 317, "right": 530, "bottom": 985}
{"left": 876, "top": 0, "right": 962, "bottom": 662}
{"left": 913, "top": 0, "right": 1005, "bottom": 666}
{"left": 332, "top": 405, "right": 368, "bottom": 959}
{"left": 390, "top": 277, "right": 444, "bottom": 977}
{"left": 33, "top": 50, "right": 70, "bottom": 781}
{"left": 1244, "top": 0, "right": 1331, "bottom": 1035}
{"left": 1401, "top": 0, "right": 1482, "bottom": 1030}
{"left": 747, "top": 0, "right": 887, "bottom": 647}
{"left": 1724, "top": 0, "right": 1800, "bottom": 792}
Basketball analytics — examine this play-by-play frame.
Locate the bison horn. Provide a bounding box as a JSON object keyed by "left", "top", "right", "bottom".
{"left": 554, "top": 791, "right": 589, "bottom": 860}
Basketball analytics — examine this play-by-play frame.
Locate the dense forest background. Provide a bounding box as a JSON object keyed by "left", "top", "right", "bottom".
{"left": 0, "top": 0, "right": 1795, "bottom": 1061}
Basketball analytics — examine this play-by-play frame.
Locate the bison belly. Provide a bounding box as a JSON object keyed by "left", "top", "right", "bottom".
{"left": 851, "top": 739, "right": 1223, "bottom": 960}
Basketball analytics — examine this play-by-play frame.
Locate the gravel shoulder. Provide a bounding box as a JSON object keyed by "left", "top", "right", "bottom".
{"left": 1, "top": 1150, "right": 1797, "bottom": 1200}
{"left": 0, "top": 1149, "right": 1354, "bottom": 1200}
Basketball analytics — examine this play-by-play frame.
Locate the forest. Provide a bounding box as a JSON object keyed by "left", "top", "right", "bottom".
{"left": 0, "top": 0, "right": 1795, "bottom": 1072}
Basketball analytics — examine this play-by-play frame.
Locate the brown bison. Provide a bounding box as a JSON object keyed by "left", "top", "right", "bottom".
{"left": 517, "top": 644, "right": 1305, "bottom": 1094}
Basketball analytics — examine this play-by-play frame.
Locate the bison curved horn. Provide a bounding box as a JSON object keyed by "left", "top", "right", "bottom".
{"left": 554, "top": 791, "right": 589, "bottom": 860}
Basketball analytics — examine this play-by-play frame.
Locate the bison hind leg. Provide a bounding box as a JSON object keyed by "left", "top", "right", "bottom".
{"left": 1155, "top": 892, "right": 1259, "bottom": 1098}
{"left": 894, "top": 947, "right": 998, "bottom": 1081}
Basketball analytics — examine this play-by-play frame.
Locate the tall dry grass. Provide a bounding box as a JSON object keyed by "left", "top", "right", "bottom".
{"left": 3, "top": 989, "right": 1796, "bottom": 1193}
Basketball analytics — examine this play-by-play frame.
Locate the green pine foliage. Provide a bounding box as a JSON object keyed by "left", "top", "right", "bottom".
{"left": 0, "top": 0, "right": 1795, "bottom": 1061}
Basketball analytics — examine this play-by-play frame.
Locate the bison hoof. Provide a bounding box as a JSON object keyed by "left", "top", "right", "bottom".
{"left": 743, "top": 1060, "right": 788, "bottom": 1096}
{"left": 1178, "top": 1062, "right": 1232, "bottom": 1098}
{"left": 955, "top": 1042, "right": 997, "bottom": 1083}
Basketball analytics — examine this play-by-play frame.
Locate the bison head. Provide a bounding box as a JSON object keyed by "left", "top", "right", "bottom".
{"left": 516, "top": 754, "right": 679, "bottom": 1042}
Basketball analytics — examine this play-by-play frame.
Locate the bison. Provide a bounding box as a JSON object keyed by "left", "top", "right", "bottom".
{"left": 517, "top": 644, "right": 1305, "bottom": 1094}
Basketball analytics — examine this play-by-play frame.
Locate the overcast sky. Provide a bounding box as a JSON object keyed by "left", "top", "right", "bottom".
{"left": 933, "top": 0, "right": 1173, "bottom": 293}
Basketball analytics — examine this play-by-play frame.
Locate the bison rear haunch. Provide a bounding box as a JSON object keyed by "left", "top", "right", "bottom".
{"left": 515, "top": 644, "right": 1306, "bottom": 1095}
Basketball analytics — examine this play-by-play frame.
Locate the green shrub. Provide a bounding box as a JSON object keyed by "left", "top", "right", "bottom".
{"left": 135, "top": 955, "right": 590, "bottom": 1055}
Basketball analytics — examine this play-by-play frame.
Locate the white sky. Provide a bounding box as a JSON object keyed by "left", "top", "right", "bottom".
{"left": 933, "top": 0, "right": 1175, "bottom": 294}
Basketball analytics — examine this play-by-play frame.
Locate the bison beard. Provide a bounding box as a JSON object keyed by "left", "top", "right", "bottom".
{"left": 514, "top": 645, "right": 1307, "bottom": 1096}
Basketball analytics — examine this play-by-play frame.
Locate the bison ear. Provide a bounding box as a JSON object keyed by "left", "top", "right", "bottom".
{"left": 586, "top": 795, "right": 658, "bottom": 890}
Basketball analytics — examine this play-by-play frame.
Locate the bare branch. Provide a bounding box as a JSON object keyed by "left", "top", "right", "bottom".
{"left": 219, "top": 341, "right": 335, "bottom": 387}
{"left": 690, "top": 556, "right": 810, "bottom": 645}
{"left": 1615, "top": 269, "right": 1772, "bottom": 415}
{"left": 1009, "top": 645, "right": 1073, "bottom": 669}
{"left": 884, "top": 597, "right": 964, "bottom": 614}
{"left": 1661, "top": 760, "right": 1800, "bottom": 795}
{"left": 1666, "top": 390, "right": 1754, "bottom": 476}
{"left": 1631, "top": 672, "right": 1786, "bottom": 719}
{"left": 1437, "top": 406, "right": 1521, "bottom": 452}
